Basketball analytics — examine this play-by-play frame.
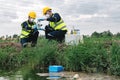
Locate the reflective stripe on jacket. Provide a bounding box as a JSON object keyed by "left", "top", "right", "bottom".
{"left": 20, "top": 21, "right": 35, "bottom": 38}
{"left": 49, "top": 15, "right": 67, "bottom": 31}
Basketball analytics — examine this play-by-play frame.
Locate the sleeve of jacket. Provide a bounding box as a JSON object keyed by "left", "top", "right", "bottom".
{"left": 21, "top": 21, "right": 32, "bottom": 30}
{"left": 46, "top": 13, "right": 61, "bottom": 22}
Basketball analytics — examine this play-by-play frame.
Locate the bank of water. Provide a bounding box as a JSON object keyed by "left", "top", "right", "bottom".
{"left": 0, "top": 72, "right": 120, "bottom": 80}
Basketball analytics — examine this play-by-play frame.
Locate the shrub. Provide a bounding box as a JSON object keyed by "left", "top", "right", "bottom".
{"left": 109, "top": 43, "right": 120, "bottom": 76}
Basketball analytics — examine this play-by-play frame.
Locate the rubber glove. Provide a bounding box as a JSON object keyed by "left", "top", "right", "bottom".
{"left": 32, "top": 25, "right": 38, "bottom": 30}
{"left": 33, "top": 25, "right": 45, "bottom": 31}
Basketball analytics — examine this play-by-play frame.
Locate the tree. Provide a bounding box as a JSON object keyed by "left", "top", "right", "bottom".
{"left": 116, "top": 32, "right": 120, "bottom": 37}
{"left": 101, "top": 30, "right": 113, "bottom": 37}
{"left": 13, "top": 34, "right": 18, "bottom": 38}
{"left": 91, "top": 31, "right": 100, "bottom": 37}
{"left": 91, "top": 30, "right": 113, "bottom": 38}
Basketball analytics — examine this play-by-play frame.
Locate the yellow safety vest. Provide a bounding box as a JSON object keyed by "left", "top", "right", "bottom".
{"left": 20, "top": 21, "right": 35, "bottom": 38}
{"left": 49, "top": 18, "right": 67, "bottom": 31}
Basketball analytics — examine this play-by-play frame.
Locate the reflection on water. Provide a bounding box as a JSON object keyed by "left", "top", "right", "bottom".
{"left": 0, "top": 75, "right": 46, "bottom": 80}
{"left": 0, "top": 72, "right": 120, "bottom": 80}
{"left": 0, "top": 71, "right": 46, "bottom": 80}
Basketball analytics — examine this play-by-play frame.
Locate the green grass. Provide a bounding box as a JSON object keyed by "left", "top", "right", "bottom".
{"left": 0, "top": 37, "right": 120, "bottom": 76}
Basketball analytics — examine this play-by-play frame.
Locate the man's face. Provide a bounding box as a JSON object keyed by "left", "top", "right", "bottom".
{"left": 46, "top": 10, "right": 52, "bottom": 16}
{"left": 28, "top": 17, "right": 35, "bottom": 23}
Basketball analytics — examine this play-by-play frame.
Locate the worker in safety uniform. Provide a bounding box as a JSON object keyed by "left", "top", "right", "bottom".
{"left": 40, "top": 7, "right": 67, "bottom": 42}
{"left": 20, "top": 11, "right": 39, "bottom": 47}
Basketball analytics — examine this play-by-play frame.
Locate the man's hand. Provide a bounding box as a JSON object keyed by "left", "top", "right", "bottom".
{"left": 32, "top": 24, "right": 45, "bottom": 31}
{"left": 32, "top": 25, "right": 37, "bottom": 29}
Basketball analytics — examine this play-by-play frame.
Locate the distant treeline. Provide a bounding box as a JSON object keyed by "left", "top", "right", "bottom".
{"left": 91, "top": 30, "right": 120, "bottom": 38}
{"left": 0, "top": 30, "right": 120, "bottom": 40}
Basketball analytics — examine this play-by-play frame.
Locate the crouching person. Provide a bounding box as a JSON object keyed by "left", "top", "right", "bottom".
{"left": 42, "top": 7, "right": 67, "bottom": 42}
{"left": 20, "top": 11, "right": 39, "bottom": 47}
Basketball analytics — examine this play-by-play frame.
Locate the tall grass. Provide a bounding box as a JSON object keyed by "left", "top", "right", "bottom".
{"left": 109, "top": 43, "right": 120, "bottom": 75}
{"left": 62, "top": 39, "right": 108, "bottom": 72}
{"left": 0, "top": 37, "right": 120, "bottom": 76}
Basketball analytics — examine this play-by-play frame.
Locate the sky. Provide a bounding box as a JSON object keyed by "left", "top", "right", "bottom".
{"left": 0, "top": 0, "right": 120, "bottom": 36}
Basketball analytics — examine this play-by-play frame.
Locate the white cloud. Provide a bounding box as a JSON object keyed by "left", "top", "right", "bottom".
{"left": 0, "top": 0, "right": 120, "bottom": 36}
{"left": 66, "top": 13, "right": 108, "bottom": 21}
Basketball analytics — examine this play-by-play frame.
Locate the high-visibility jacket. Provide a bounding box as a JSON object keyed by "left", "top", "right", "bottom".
{"left": 20, "top": 21, "right": 35, "bottom": 38}
{"left": 49, "top": 16, "right": 67, "bottom": 31}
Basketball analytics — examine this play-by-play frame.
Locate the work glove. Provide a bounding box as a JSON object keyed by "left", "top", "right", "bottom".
{"left": 32, "top": 25, "right": 38, "bottom": 31}
{"left": 32, "top": 24, "right": 45, "bottom": 31}
{"left": 32, "top": 24, "right": 37, "bottom": 29}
